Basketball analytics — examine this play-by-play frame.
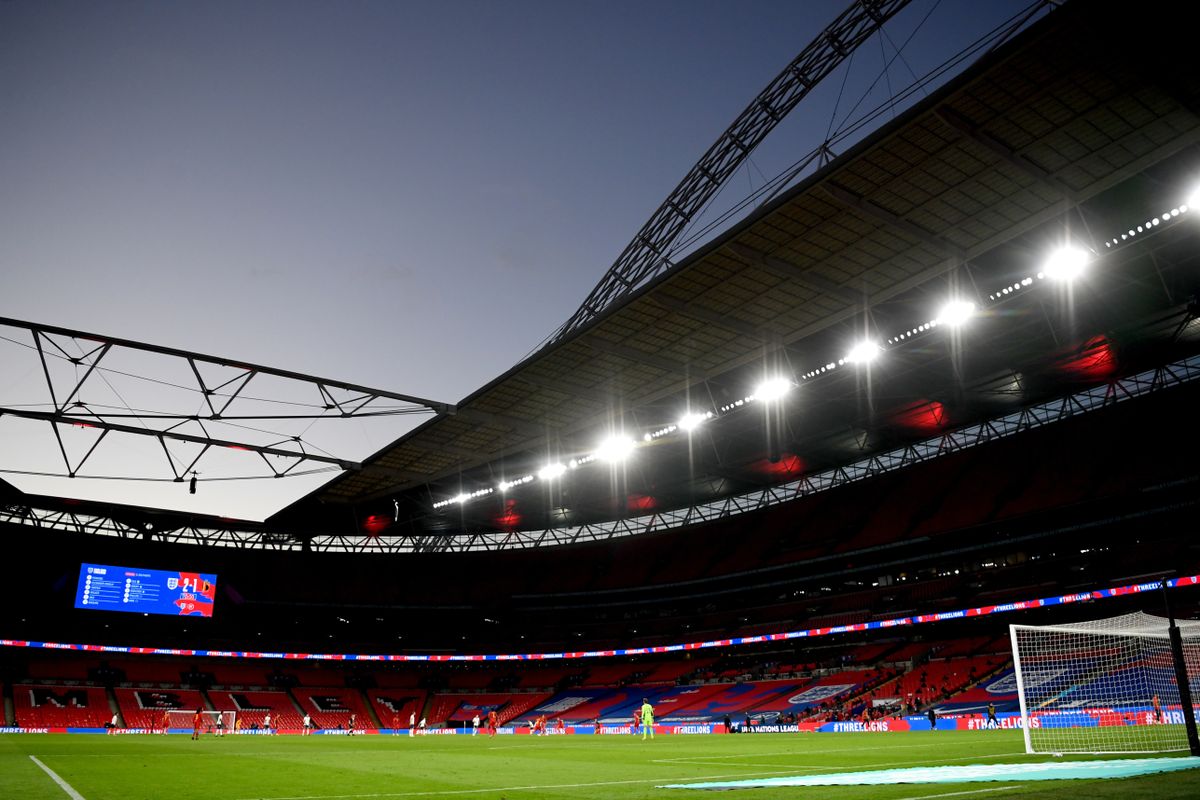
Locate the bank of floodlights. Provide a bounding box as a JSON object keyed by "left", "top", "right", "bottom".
{"left": 433, "top": 192, "right": 1192, "bottom": 510}
{"left": 844, "top": 340, "right": 882, "bottom": 365}
{"left": 537, "top": 463, "right": 567, "bottom": 481}
{"left": 1042, "top": 246, "right": 1090, "bottom": 282}
{"left": 936, "top": 300, "right": 976, "bottom": 327}
{"left": 751, "top": 377, "right": 793, "bottom": 402}
{"left": 595, "top": 435, "right": 636, "bottom": 463}
{"left": 678, "top": 412, "right": 712, "bottom": 432}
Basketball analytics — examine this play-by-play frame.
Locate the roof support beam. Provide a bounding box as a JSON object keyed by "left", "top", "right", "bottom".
{"left": 935, "top": 106, "right": 1079, "bottom": 203}
{"left": 821, "top": 182, "right": 966, "bottom": 261}
{"left": 0, "top": 407, "right": 359, "bottom": 470}
{"left": 547, "top": 0, "right": 915, "bottom": 342}
{"left": 0, "top": 316, "right": 454, "bottom": 415}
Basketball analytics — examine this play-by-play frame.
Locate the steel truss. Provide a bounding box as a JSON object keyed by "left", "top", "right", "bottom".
{"left": 4, "top": 353, "right": 1197, "bottom": 552}
{"left": 549, "top": 0, "right": 913, "bottom": 344}
{"left": 0, "top": 317, "right": 453, "bottom": 480}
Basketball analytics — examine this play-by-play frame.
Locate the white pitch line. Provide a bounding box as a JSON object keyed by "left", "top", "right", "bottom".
{"left": 897, "top": 786, "right": 1025, "bottom": 800}
{"left": 653, "top": 752, "right": 1027, "bottom": 769}
{"left": 29, "top": 756, "right": 87, "bottom": 800}
{"left": 653, "top": 744, "right": 1024, "bottom": 764}
{"left": 235, "top": 769, "right": 804, "bottom": 800}
{"left": 31, "top": 752, "right": 286, "bottom": 759}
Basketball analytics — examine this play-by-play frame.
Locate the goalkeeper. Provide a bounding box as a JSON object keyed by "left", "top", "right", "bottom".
{"left": 640, "top": 698, "right": 655, "bottom": 740}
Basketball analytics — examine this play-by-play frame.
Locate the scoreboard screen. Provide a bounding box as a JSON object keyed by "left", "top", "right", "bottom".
{"left": 74, "top": 563, "right": 218, "bottom": 617}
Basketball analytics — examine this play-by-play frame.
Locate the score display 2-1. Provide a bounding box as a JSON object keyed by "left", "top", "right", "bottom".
{"left": 74, "top": 563, "right": 218, "bottom": 617}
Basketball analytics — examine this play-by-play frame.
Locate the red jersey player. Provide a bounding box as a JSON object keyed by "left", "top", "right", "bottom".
{"left": 487, "top": 709, "right": 498, "bottom": 737}
{"left": 191, "top": 709, "right": 203, "bottom": 740}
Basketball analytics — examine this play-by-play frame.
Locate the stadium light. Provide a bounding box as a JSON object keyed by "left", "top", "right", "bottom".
{"left": 752, "top": 377, "right": 792, "bottom": 402}
{"left": 935, "top": 300, "right": 976, "bottom": 327}
{"left": 595, "top": 435, "right": 636, "bottom": 463}
{"left": 537, "top": 463, "right": 566, "bottom": 481}
{"left": 845, "top": 340, "right": 881, "bottom": 364}
{"left": 1042, "top": 246, "right": 1090, "bottom": 282}
{"left": 677, "top": 412, "right": 710, "bottom": 432}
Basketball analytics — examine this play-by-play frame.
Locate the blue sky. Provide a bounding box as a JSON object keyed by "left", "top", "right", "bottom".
{"left": 0, "top": 0, "right": 1034, "bottom": 519}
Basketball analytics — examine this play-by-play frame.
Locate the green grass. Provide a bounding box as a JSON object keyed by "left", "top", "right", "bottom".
{"left": 2, "top": 730, "right": 1199, "bottom": 800}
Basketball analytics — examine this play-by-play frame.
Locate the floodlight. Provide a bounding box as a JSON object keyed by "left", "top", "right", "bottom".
{"left": 845, "top": 340, "right": 881, "bottom": 364}
{"left": 936, "top": 300, "right": 976, "bottom": 327}
{"left": 537, "top": 463, "right": 566, "bottom": 481}
{"left": 1042, "top": 246, "right": 1089, "bottom": 281}
{"left": 753, "top": 377, "right": 792, "bottom": 402}
{"left": 678, "top": 412, "right": 708, "bottom": 431}
{"left": 595, "top": 435, "right": 636, "bottom": 463}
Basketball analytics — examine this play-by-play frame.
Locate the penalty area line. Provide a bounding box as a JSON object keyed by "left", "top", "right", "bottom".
{"left": 29, "top": 756, "right": 87, "bottom": 800}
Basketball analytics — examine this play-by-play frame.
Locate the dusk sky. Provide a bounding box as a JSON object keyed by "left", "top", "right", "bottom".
{"left": 0, "top": 0, "right": 1034, "bottom": 519}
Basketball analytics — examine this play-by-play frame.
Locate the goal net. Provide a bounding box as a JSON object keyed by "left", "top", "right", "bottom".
{"left": 166, "top": 709, "right": 236, "bottom": 734}
{"left": 1010, "top": 612, "right": 1200, "bottom": 754}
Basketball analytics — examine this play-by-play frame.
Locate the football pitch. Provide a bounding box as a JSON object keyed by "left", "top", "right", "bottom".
{"left": 3, "top": 731, "right": 1200, "bottom": 800}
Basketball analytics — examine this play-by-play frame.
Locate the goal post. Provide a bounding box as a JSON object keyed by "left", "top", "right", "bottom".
{"left": 1010, "top": 611, "right": 1200, "bottom": 755}
{"left": 166, "top": 709, "right": 235, "bottom": 734}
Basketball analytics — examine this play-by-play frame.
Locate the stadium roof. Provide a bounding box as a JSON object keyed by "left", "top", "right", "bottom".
{"left": 266, "top": 0, "right": 1200, "bottom": 538}
{"left": 5, "top": 0, "right": 1199, "bottom": 551}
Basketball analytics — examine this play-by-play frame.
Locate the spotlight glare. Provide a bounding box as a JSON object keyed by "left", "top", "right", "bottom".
{"left": 678, "top": 412, "right": 708, "bottom": 431}
{"left": 595, "top": 435, "right": 636, "bottom": 463}
{"left": 1042, "top": 246, "right": 1090, "bottom": 282}
{"left": 537, "top": 463, "right": 566, "bottom": 481}
{"left": 845, "top": 340, "right": 882, "bottom": 364}
{"left": 935, "top": 300, "right": 976, "bottom": 327}
{"left": 752, "top": 377, "right": 792, "bottom": 402}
